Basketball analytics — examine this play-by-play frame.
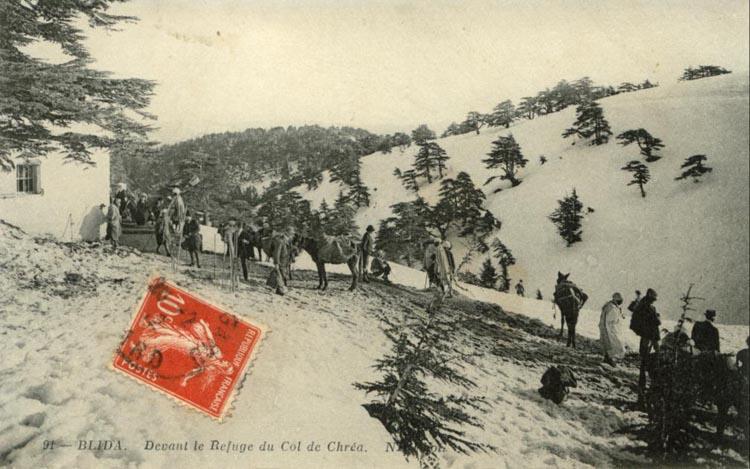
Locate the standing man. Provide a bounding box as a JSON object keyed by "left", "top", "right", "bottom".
{"left": 238, "top": 221, "right": 253, "bottom": 281}
{"left": 106, "top": 197, "right": 122, "bottom": 249}
{"left": 133, "top": 193, "right": 150, "bottom": 225}
{"left": 269, "top": 227, "right": 295, "bottom": 296}
{"left": 360, "top": 225, "right": 375, "bottom": 282}
{"left": 691, "top": 309, "right": 720, "bottom": 353}
{"left": 632, "top": 288, "right": 661, "bottom": 405}
{"left": 114, "top": 183, "right": 129, "bottom": 219}
{"left": 599, "top": 292, "right": 625, "bottom": 366}
{"left": 435, "top": 239, "right": 455, "bottom": 298}
{"left": 515, "top": 279, "right": 526, "bottom": 297}
{"left": 155, "top": 208, "right": 170, "bottom": 256}
{"left": 167, "top": 187, "right": 186, "bottom": 245}
{"left": 182, "top": 211, "right": 202, "bottom": 268}
{"left": 223, "top": 219, "right": 240, "bottom": 290}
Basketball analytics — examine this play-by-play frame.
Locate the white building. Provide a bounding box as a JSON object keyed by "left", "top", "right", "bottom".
{"left": 0, "top": 150, "right": 111, "bottom": 241}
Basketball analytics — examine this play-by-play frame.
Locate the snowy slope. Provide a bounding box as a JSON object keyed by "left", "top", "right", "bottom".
{"left": 3, "top": 223, "right": 748, "bottom": 468}
{"left": 297, "top": 73, "right": 750, "bottom": 326}
{"left": 0, "top": 223, "right": 654, "bottom": 469}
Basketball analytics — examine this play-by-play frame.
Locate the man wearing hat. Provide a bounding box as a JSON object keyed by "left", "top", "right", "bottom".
{"left": 691, "top": 309, "right": 720, "bottom": 353}
{"left": 167, "top": 187, "right": 186, "bottom": 233}
{"left": 360, "top": 225, "right": 375, "bottom": 282}
{"left": 635, "top": 288, "right": 661, "bottom": 404}
{"left": 599, "top": 292, "right": 625, "bottom": 366}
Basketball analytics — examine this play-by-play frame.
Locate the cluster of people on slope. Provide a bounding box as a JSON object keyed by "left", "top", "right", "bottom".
{"left": 422, "top": 237, "right": 456, "bottom": 297}
{"left": 104, "top": 182, "right": 191, "bottom": 250}
{"left": 596, "top": 287, "right": 749, "bottom": 402}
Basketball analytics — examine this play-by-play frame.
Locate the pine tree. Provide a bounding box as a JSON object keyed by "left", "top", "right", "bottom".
{"left": 616, "top": 129, "right": 665, "bottom": 162}
{"left": 396, "top": 168, "right": 420, "bottom": 193}
{"left": 680, "top": 65, "right": 731, "bottom": 81}
{"left": 1, "top": 0, "right": 156, "bottom": 170}
{"left": 572, "top": 77, "right": 594, "bottom": 103}
{"left": 518, "top": 96, "right": 539, "bottom": 120}
{"left": 347, "top": 171, "right": 371, "bottom": 207}
{"left": 378, "top": 199, "right": 432, "bottom": 266}
{"left": 441, "top": 122, "right": 464, "bottom": 138}
{"left": 411, "top": 124, "right": 436, "bottom": 144}
{"left": 464, "top": 111, "right": 487, "bottom": 135}
{"left": 354, "top": 300, "right": 491, "bottom": 463}
{"left": 479, "top": 258, "right": 498, "bottom": 289}
{"left": 491, "top": 238, "right": 516, "bottom": 292}
{"left": 392, "top": 132, "right": 412, "bottom": 151}
{"left": 429, "top": 142, "right": 450, "bottom": 179}
{"left": 488, "top": 100, "right": 515, "bottom": 128}
{"left": 329, "top": 153, "right": 360, "bottom": 186}
{"left": 328, "top": 192, "right": 358, "bottom": 236}
{"left": 562, "top": 101, "right": 612, "bottom": 145}
{"left": 413, "top": 142, "right": 434, "bottom": 183}
{"left": 483, "top": 134, "right": 528, "bottom": 189}
{"left": 312, "top": 199, "right": 332, "bottom": 235}
{"left": 618, "top": 82, "right": 638, "bottom": 93}
{"left": 621, "top": 160, "right": 651, "bottom": 198}
{"left": 539, "top": 155, "right": 548, "bottom": 165}
{"left": 675, "top": 154, "right": 713, "bottom": 183}
{"left": 536, "top": 289, "right": 543, "bottom": 300}
{"left": 437, "top": 172, "right": 486, "bottom": 232}
{"left": 548, "top": 189, "right": 584, "bottom": 246}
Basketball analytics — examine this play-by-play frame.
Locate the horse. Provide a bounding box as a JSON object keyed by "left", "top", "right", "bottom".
{"left": 553, "top": 272, "right": 588, "bottom": 348}
{"left": 299, "top": 234, "right": 360, "bottom": 291}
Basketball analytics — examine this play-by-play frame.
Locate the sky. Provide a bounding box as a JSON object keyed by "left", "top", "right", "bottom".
{"left": 56, "top": 0, "right": 750, "bottom": 143}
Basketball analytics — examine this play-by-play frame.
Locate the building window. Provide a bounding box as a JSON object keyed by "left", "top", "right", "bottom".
{"left": 16, "top": 163, "right": 41, "bottom": 194}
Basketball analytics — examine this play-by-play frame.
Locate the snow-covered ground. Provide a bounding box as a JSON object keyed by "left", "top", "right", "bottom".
{"left": 2, "top": 218, "right": 748, "bottom": 468}
{"left": 296, "top": 72, "right": 750, "bottom": 326}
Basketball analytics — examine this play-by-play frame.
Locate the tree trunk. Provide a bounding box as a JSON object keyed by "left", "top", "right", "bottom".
{"left": 386, "top": 363, "right": 414, "bottom": 408}
{"left": 639, "top": 183, "right": 646, "bottom": 198}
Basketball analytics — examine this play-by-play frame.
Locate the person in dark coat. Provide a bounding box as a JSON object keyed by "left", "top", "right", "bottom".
{"left": 237, "top": 222, "right": 254, "bottom": 281}
{"left": 691, "top": 309, "right": 720, "bottom": 353}
{"left": 515, "top": 279, "right": 525, "bottom": 297}
{"left": 635, "top": 288, "right": 661, "bottom": 404}
{"left": 360, "top": 225, "right": 375, "bottom": 282}
{"left": 182, "top": 211, "right": 202, "bottom": 268}
{"left": 133, "top": 193, "right": 150, "bottom": 225}
{"left": 114, "top": 183, "right": 129, "bottom": 219}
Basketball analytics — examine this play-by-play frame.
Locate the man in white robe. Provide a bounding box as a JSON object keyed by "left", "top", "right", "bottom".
{"left": 599, "top": 292, "right": 625, "bottom": 365}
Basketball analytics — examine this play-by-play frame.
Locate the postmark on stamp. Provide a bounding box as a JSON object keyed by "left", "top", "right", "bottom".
{"left": 112, "top": 277, "right": 265, "bottom": 420}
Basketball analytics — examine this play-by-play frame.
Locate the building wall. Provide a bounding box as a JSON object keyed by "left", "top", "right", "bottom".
{"left": 0, "top": 150, "right": 111, "bottom": 241}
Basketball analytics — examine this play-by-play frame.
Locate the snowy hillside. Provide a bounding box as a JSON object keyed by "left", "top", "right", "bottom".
{"left": 3, "top": 221, "right": 748, "bottom": 468}
{"left": 297, "top": 73, "right": 750, "bottom": 325}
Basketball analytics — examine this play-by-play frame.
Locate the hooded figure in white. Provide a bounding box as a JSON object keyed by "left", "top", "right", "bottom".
{"left": 599, "top": 292, "right": 625, "bottom": 363}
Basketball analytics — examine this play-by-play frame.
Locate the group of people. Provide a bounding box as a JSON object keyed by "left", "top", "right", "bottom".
{"left": 423, "top": 237, "right": 457, "bottom": 297}
{"left": 596, "top": 287, "right": 749, "bottom": 403}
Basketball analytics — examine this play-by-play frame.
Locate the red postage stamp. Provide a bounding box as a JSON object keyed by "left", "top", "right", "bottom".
{"left": 112, "top": 277, "right": 264, "bottom": 420}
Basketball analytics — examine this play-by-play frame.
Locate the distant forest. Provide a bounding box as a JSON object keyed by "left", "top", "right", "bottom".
{"left": 113, "top": 125, "right": 386, "bottom": 220}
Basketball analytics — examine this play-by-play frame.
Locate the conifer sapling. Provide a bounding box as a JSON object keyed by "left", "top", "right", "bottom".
{"left": 621, "top": 160, "right": 651, "bottom": 198}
